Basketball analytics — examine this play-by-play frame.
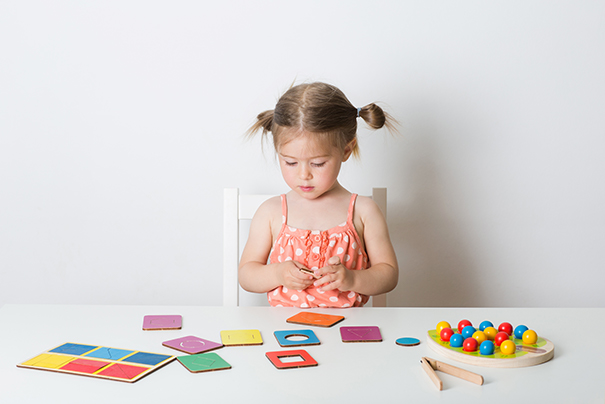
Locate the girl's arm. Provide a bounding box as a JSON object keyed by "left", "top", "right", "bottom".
{"left": 313, "top": 196, "right": 399, "bottom": 296}
{"left": 238, "top": 197, "right": 315, "bottom": 293}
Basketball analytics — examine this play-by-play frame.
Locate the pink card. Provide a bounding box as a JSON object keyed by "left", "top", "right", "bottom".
{"left": 340, "top": 326, "right": 383, "bottom": 343}
{"left": 162, "top": 336, "right": 223, "bottom": 354}
{"left": 142, "top": 315, "right": 182, "bottom": 330}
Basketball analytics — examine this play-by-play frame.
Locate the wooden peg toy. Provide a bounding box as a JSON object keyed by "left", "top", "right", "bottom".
{"left": 420, "top": 357, "right": 484, "bottom": 391}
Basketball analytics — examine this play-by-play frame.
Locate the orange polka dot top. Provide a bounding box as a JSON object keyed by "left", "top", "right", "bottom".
{"left": 267, "top": 193, "right": 370, "bottom": 308}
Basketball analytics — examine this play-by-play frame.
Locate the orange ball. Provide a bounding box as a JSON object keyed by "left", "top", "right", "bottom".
{"left": 500, "top": 340, "right": 516, "bottom": 355}
{"left": 436, "top": 321, "right": 451, "bottom": 335}
{"left": 522, "top": 329, "right": 538, "bottom": 345}
{"left": 483, "top": 326, "right": 498, "bottom": 341}
{"left": 472, "top": 330, "right": 487, "bottom": 344}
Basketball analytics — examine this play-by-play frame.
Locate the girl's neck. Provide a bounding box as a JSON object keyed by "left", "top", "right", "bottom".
{"left": 285, "top": 183, "right": 352, "bottom": 231}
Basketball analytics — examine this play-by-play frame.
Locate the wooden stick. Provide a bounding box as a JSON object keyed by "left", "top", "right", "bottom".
{"left": 424, "top": 357, "right": 484, "bottom": 386}
{"left": 420, "top": 357, "right": 442, "bottom": 390}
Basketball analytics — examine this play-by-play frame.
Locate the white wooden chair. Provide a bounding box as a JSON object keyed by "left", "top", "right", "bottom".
{"left": 223, "top": 188, "right": 388, "bottom": 307}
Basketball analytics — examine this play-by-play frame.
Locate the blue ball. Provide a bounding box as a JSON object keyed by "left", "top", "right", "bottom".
{"left": 514, "top": 325, "right": 529, "bottom": 339}
{"left": 480, "top": 340, "right": 495, "bottom": 355}
{"left": 479, "top": 320, "right": 494, "bottom": 331}
{"left": 461, "top": 325, "right": 476, "bottom": 339}
{"left": 450, "top": 333, "right": 464, "bottom": 348}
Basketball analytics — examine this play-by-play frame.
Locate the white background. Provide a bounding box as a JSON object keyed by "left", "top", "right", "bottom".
{"left": 1, "top": 1, "right": 603, "bottom": 307}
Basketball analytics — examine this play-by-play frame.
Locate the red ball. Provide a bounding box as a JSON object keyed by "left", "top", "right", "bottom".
{"left": 463, "top": 337, "right": 478, "bottom": 352}
{"left": 440, "top": 327, "right": 454, "bottom": 341}
{"left": 457, "top": 319, "right": 472, "bottom": 333}
{"left": 494, "top": 331, "right": 510, "bottom": 347}
{"left": 498, "top": 322, "right": 513, "bottom": 336}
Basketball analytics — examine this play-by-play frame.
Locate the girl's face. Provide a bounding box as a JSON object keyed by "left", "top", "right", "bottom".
{"left": 277, "top": 132, "right": 354, "bottom": 200}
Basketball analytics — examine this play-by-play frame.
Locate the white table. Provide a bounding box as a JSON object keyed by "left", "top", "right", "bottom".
{"left": 0, "top": 304, "right": 603, "bottom": 403}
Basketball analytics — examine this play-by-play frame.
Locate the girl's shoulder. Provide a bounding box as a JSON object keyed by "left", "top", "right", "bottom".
{"left": 254, "top": 195, "right": 283, "bottom": 218}
{"left": 354, "top": 194, "right": 382, "bottom": 217}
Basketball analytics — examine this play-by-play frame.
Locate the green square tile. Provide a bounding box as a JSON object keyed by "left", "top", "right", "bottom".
{"left": 177, "top": 352, "right": 231, "bottom": 373}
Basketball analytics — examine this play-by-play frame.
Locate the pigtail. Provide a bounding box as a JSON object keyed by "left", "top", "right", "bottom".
{"left": 245, "top": 109, "right": 274, "bottom": 140}
{"left": 358, "top": 103, "right": 398, "bottom": 133}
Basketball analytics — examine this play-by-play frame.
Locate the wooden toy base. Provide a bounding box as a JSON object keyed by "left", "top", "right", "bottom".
{"left": 426, "top": 331, "right": 554, "bottom": 368}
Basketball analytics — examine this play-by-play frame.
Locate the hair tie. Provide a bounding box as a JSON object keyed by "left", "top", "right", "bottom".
{"left": 356, "top": 107, "right": 362, "bottom": 118}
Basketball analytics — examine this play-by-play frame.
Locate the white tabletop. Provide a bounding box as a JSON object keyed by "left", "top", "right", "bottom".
{"left": 0, "top": 304, "right": 603, "bottom": 403}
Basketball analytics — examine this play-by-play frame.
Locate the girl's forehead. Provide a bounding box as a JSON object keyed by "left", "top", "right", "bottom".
{"left": 277, "top": 132, "right": 338, "bottom": 157}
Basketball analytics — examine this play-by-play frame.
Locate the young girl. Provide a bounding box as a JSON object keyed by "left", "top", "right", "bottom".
{"left": 239, "top": 82, "right": 398, "bottom": 307}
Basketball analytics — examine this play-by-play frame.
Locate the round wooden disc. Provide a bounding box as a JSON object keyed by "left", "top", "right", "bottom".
{"left": 396, "top": 337, "right": 421, "bottom": 346}
{"left": 426, "top": 331, "right": 554, "bottom": 368}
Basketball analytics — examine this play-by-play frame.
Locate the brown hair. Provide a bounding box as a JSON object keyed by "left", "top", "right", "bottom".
{"left": 246, "top": 82, "right": 396, "bottom": 158}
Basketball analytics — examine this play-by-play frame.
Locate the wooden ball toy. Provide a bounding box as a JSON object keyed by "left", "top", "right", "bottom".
{"left": 498, "top": 322, "right": 513, "bottom": 336}
{"left": 479, "top": 340, "right": 495, "bottom": 355}
{"left": 494, "top": 331, "right": 510, "bottom": 346}
{"left": 472, "top": 330, "right": 487, "bottom": 344}
{"left": 522, "top": 329, "right": 538, "bottom": 345}
{"left": 500, "top": 340, "right": 516, "bottom": 355}
{"left": 436, "top": 321, "right": 451, "bottom": 335}
{"left": 514, "top": 325, "right": 529, "bottom": 339}
{"left": 461, "top": 326, "right": 476, "bottom": 339}
{"left": 463, "top": 337, "right": 478, "bottom": 352}
{"left": 440, "top": 327, "right": 454, "bottom": 342}
{"left": 479, "top": 320, "right": 493, "bottom": 331}
{"left": 449, "top": 333, "right": 464, "bottom": 348}
{"left": 457, "top": 319, "right": 472, "bottom": 332}
{"left": 483, "top": 326, "right": 498, "bottom": 341}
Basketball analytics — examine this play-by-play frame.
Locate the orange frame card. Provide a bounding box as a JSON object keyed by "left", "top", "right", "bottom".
{"left": 286, "top": 312, "right": 345, "bottom": 328}
{"left": 265, "top": 349, "right": 318, "bottom": 370}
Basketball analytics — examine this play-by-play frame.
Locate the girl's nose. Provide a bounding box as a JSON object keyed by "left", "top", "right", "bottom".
{"left": 299, "top": 165, "right": 313, "bottom": 180}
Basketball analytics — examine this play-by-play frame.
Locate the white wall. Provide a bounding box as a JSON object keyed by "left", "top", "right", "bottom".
{"left": 1, "top": 1, "right": 603, "bottom": 307}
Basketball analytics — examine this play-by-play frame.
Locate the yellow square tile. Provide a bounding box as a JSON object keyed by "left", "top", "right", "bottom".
{"left": 220, "top": 329, "right": 263, "bottom": 346}
{"left": 22, "top": 354, "right": 74, "bottom": 369}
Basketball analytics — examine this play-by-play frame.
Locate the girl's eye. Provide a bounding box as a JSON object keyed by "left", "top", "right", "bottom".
{"left": 285, "top": 161, "right": 297, "bottom": 166}
{"left": 312, "top": 162, "right": 326, "bottom": 167}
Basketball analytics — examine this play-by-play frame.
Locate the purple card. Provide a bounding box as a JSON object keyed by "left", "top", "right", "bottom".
{"left": 163, "top": 336, "right": 223, "bottom": 354}
{"left": 142, "top": 315, "right": 182, "bottom": 330}
{"left": 340, "top": 326, "right": 383, "bottom": 343}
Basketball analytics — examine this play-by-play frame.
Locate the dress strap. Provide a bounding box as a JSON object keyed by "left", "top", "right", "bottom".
{"left": 347, "top": 193, "right": 358, "bottom": 224}
{"left": 280, "top": 194, "right": 288, "bottom": 225}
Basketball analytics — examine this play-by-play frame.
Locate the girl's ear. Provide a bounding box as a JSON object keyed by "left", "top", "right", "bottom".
{"left": 342, "top": 138, "right": 357, "bottom": 161}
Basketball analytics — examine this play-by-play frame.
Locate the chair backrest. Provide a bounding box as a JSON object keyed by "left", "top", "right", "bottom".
{"left": 223, "top": 188, "right": 388, "bottom": 307}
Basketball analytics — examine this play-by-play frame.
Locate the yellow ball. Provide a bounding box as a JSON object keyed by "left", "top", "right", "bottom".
{"left": 472, "top": 330, "right": 487, "bottom": 344}
{"left": 500, "top": 340, "right": 516, "bottom": 355}
{"left": 436, "top": 321, "right": 451, "bottom": 335}
{"left": 522, "top": 329, "right": 538, "bottom": 345}
{"left": 483, "top": 326, "right": 498, "bottom": 341}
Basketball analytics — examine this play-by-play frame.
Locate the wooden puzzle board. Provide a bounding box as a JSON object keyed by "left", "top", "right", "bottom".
{"left": 17, "top": 343, "right": 175, "bottom": 382}
{"left": 426, "top": 330, "right": 555, "bottom": 368}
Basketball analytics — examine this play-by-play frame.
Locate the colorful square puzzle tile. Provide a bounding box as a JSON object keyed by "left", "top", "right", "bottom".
{"left": 265, "top": 349, "right": 318, "bottom": 370}
{"left": 220, "top": 329, "right": 263, "bottom": 346}
{"left": 142, "top": 315, "right": 182, "bottom": 330}
{"left": 340, "top": 326, "right": 383, "bottom": 343}
{"left": 97, "top": 363, "right": 148, "bottom": 380}
{"left": 50, "top": 343, "right": 98, "bottom": 356}
{"left": 121, "top": 352, "right": 173, "bottom": 366}
{"left": 85, "top": 347, "right": 134, "bottom": 360}
{"left": 286, "top": 312, "right": 345, "bottom": 328}
{"left": 21, "top": 354, "right": 75, "bottom": 369}
{"left": 177, "top": 352, "right": 231, "bottom": 373}
{"left": 274, "top": 329, "right": 321, "bottom": 347}
{"left": 163, "top": 335, "right": 223, "bottom": 354}
{"left": 61, "top": 358, "right": 111, "bottom": 374}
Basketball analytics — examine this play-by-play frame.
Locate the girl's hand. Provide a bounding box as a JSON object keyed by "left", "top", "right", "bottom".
{"left": 279, "top": 260, "right": 315, "bottom": 290}
{"left": 313, "top": 256, "right": 355, "bottom": 292}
